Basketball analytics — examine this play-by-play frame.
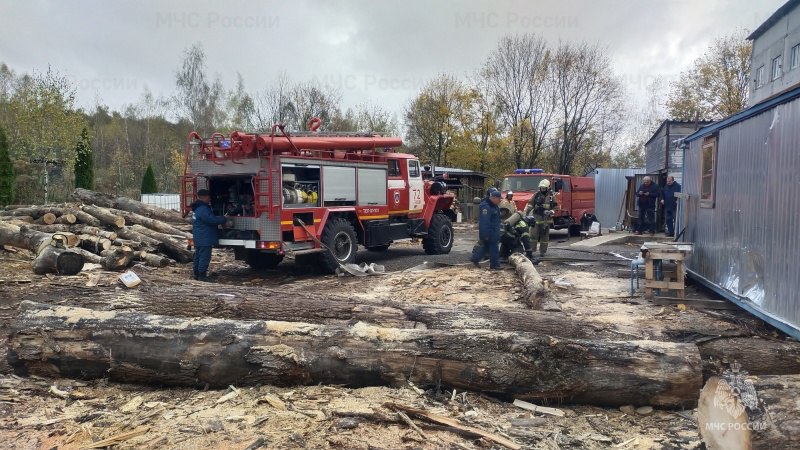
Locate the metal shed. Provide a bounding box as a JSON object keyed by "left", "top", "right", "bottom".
{"left": 644, "top": 120, "right": 712, "bottom": 183}
{"left": 682, "top": 85, "right": 800, "bottom": 339}
{"left": 593, "top": 168, "right": 642, "bottom": 229}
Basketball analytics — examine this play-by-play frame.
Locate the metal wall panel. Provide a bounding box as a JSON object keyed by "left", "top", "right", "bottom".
{"left": 593, "top": 168, "right": 642, "bottom": 228}
{"left": 357, "top": 168, "right": 387, "bottom": 206}
{"left": 322, "top": 166, "right": 356, "bottom": 202}
{"left": 645, "top": 131, "right": 666, "bottom": 174}
{"left": 141, "top": 194, "right": 180, "bottom": 211}
{"left": 684, "top": 96, "right": 800, "bottom": 335}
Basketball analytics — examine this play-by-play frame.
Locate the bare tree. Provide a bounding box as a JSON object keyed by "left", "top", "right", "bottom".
{"left": 482, "top": 34, "right": 554, "bottom": 169}
{"left": 249, "top": 73, "right": 293, "bottom": 133}
{"left": 405, "top": 74, "right": 469, "bottom": 166}
{"left": 551, "top": 42, "right": 624, "bottom": 175}
{"left": 174, "top": 43, "right": 225, "bottom": 135}
{"left": 287, "top": 81, "right": 341, "bottom": 131}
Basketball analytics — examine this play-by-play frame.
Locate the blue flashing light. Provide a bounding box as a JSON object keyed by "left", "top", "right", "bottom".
{"left": 514, "top": 169, "right": 526, "bottom": 174}
{"left": 515, "top": 168, "right": 544, "bottom": 174}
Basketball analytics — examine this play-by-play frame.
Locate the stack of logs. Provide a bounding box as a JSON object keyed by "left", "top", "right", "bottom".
{"left": 0, "top": 188, "right": 192, "bottom": 273}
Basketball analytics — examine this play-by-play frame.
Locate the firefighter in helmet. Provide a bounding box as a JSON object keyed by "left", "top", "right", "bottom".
{"left": 499, "top": 206, "right": 533, "bottom": 261}
{"left": 524, "top": 179, "right": 558, "bottom": 258}
{"left": 471, "top": 187, "right": 502, "bottom": 270}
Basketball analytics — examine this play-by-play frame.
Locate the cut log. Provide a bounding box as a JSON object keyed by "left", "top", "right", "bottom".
{"left": 107, "top": 208, "right": 190, "bottom": 238}
{"left": 74, "top": 248, "right": 103, "bottom": 264}
{"left": 80, "top": 205, "right": 125, "bottom": 229}
{"left": 71, "top": 225, "right": 117, "bottom": 241}
{"left": 0, "top": 215, "right": 33, "bottom": 223}
{"left": 51, "top": 232, "right": 79, "bottom": 248}
{"left": 72, "top": 188, "right": 189, "bottom": 224}
{"left": 31, "top": 245, "right": 84, "bottom": 275}
{"left": 508, "top": 253, "right": 556, "bottom": 310}
{"left": 100, "top": 246, "right": 134, "bottom": 271}
{"left": 78, "top": 235, "right": 112, "bottom": 253}
{"left": 130, "top": 224, "right": 192, "bottom": 263}
{"left": 11, "top": 301, "right": 703, "bottom": 407}
{"left": 34, "top": 213, "right": 57, "bottom": 225}
{"left": 134, "top": 251, "right": 170, "bottom": 268}
{"left": 116, "top": 226, "right": 162, "bottom": 249}
{"left": 112, "top": 238, "right": 145, "bottom": 250}
{"left": 21, "top": 283, "right": 748, "bottom": 342}
{"left": 68, "top": 208, "right": 102, "bottom": 227}
{"left": 54, "top": 213, "right": 77, "bottom": 225}
{"left": 698, "top": 375, "right": 800, "bottom": 450}
{"left": 698, "top": 337, "right": 800, "bottom": 376}
{"left": 0, "top": 222, "right": 52, "bottom": 253}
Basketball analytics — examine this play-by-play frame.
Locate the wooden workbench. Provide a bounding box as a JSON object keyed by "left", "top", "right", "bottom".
{"left": 641, "top": 242, "right": 693, "bottom": 299}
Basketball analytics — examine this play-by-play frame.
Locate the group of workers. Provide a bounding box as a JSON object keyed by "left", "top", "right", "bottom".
{"left": 471, "top": 179, "right": 557, "bottom": 270}
{"left": 635, "top": 175, "right": 681, "bottom": 237}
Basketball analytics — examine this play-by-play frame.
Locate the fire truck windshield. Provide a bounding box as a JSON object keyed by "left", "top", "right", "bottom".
{"left": 501, "top": 176, "right": 546, "bottom": 192}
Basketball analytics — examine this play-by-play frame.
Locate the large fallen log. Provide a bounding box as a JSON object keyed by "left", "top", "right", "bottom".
{"left": 11, "top": 301, "right": 702, "bottom": 407}
{"left": 80, "top": 205, "right": 125, "bottom": 229}
{"left": 116, "top": 226, "right": 162, "bottom": 248}
{"left": 508, "top": 253, "right": 559, "bottom": 310}
{"left": 20, "top": 283, "right": 750, "bottom": 342}
{"left": 100, "top": 246, "right": 134, "bottom": 271}
{"left": 698, "top": 374, "right": 800, "bottom": 450}
{"left": 698, "top": 337, "right": 800, "bottom": 376}
{"left": 72, "top": 188, "right": 189, "bottom": 224}
{"left": 107, "top": 208, "right": 190, "bottom": 238}
{"left": 130, "top": 224, "right": 192, "bottom": 263}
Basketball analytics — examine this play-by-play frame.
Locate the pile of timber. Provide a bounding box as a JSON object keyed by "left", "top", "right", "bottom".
{"left": 0, "top": 189, "right": 191, "bottom": 272}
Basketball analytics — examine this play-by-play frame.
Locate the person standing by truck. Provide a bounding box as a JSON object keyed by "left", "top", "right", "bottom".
{"left": 635, "top": 176, "right": 660, "bottom": 236}
{"left": 524, "top": 179, "right": 558, "bottom": 258}
{"left": 660, "top": 175, "right": 681, "bottom": 237}
{"left": 471, "top": 188, "right": 502, "bottom": 270}
{"left": 191, "top": 189, "right": 228, "bottom": 282}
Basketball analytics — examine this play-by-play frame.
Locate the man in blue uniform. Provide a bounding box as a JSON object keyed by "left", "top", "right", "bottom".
{"left": 471, "top": 188, "right": 502, "bottom": 270}
{"left": 660, "top": 175, "right": 681, "bottom": 237}
{"left": 635, "top": 176, "right": 660, "bottom": 236}
{"left": 191, "top": 189, "right": 227, "bottom": 281}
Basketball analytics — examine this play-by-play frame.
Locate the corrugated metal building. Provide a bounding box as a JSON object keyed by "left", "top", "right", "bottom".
{"left": 593, "top": 168, "right": 642, "bottom": 229}
{"left": 644, "top": 120, "right": 713, "bottom": 184}
{"left": 683, "top": 84, "right": 800, "bottom": 339}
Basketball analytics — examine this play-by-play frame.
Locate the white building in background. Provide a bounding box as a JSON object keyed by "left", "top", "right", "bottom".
{"left": 748, "top": 0, "right": 800, "bottom": 104}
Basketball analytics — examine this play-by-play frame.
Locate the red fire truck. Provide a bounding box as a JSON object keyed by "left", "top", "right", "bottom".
{"left": 501, "top": 169, "right": 595, "bottom": 236}
{"left": 180, "top": 123, "right": 456, "bottom": 273}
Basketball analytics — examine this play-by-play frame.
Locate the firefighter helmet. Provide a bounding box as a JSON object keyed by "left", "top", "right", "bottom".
{"left": 538, "top": 179, "right": 551, "bottom": 188}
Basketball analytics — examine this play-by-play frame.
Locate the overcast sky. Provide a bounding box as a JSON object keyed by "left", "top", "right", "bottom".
{"left": 0, "top": 0, "right": 786, "bottom": 123}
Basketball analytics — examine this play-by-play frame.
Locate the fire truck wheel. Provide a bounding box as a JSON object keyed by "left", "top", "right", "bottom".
{"left": 423, "top": 214, "right": 454, "bottom": 255}
{"left": 320, "top": 217, "right": 357, "bottom": 272}
{"left": 245, "top": 251, "right": 284, "bottom": 270}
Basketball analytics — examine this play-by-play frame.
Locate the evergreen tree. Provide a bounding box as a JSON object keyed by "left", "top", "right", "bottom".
{"left": 74, "top": 127, "right": 94, "bottom": 190}
{"left": 140, "top": 164, "right": 158, "bottom": 194}
{"left": 0, "top": 128, "right": 14, "bottom": 206}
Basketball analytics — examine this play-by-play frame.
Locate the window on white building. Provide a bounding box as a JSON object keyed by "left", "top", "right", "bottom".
{"left": 791, "top": 44, "right": 800, "bottom": 69}
{"left": 772, "top": 55, "right": 782, "bottom": 80}
{"left": 756, "top": 65, "right": 765, "bottom": 87}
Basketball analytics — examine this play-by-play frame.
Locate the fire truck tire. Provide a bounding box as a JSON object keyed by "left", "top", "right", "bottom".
{"left": 423, "top": 214, "right": 454, "bottom": 255}
{"left": 366, "top": 244, "right": 390, "bottom": 252}
{"left": 320, "top": 218, "right": 357, "bottom": 272}
{"left": 245, "top": 251, "right": 284, "bottom": 270}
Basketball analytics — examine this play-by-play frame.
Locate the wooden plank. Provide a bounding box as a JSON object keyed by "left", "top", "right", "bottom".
{"left": 513, "top": 399, "right": 566, "bottom": 417}
{"left": 652, "top": 296, "right": 739, "bottom": 311}
{"left": 648, "top": 251, "right": 687, "bottom": 260}
{"left": 644, "top": 280, "right": 685, "bottom": 290}
{"left": 644, "top": 259, "right": 654, "bottom": 298}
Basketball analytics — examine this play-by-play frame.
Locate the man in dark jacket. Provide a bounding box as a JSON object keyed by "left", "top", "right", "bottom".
{"left": 471, "top": 188, "right": 502, "bottom": 270}
{"left": 660, "top": 175, "right": 681, "bottom": 237}
{"left": 635, "top": 176, "right": 660, "bottom": 235}
{"left": 191, "top": 189, "right": 227, "bottom": 281}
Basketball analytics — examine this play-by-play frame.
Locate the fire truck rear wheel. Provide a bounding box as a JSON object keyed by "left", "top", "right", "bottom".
{"left": 245, "top": 251, "right": 284, "bottom": 270}
{"left": 320, "top": 217, "right": 357, "bottom": 272}
{"left": 423, "top": 214, "right": 454, "bottom": 255}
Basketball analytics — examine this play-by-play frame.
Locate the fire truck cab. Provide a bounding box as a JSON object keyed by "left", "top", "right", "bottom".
{"left": 181, "top": 125, "right": 456, "bottom": 273}
{"left": 501, "top": 169, "right": 595, "bottom": 236}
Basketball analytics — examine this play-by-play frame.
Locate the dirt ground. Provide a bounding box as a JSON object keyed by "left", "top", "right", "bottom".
{"left": 0, "top": 226, "right": 776, "bottom": 449}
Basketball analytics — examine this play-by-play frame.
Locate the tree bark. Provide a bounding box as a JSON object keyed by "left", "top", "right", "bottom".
{"left": 698, "top": 337, "right": 800, "bottom": 376}
{"left": 31, "top": 246, "right": 84, "bottom": 275}
{"left": 509, "top": 253, "right": 558, "bottom": 310}
{"left": 11, "top": 301, "right": 702, "bottom": 407}
{"left": 78, "top": 235, "right": 112, "bottom": 253}
{"left": 19, "top": 283, "right": 749, "bottom": 342}
{"left": 54, "top": 213, "right": 77, "bottom": 225}
{"left": 130, "top": 224, "right": 192, "bottom": 263}
{"left": 107, "top": 208, "right": 190, "bottom": 238}
{"left": 99, "top": 246, "right": 134, "bottom": 271}
{"left": 134, "top": 251, "right": 171, "bottom": 268}
{"left": 116, "top": 226, "right": 162, "bottom": 249}
{"left": 80, "top": 205, "right": 125, "bottom": 229}
{"left": 72, "top": 188, "right": 189, "bottom": 224}
{"left": 698, "top": 375, "right": 800, "bottom": 450}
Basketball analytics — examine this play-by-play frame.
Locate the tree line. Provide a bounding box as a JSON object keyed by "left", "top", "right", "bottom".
{"left": 0, "top": 30, "right": 751, "bottom": 204}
